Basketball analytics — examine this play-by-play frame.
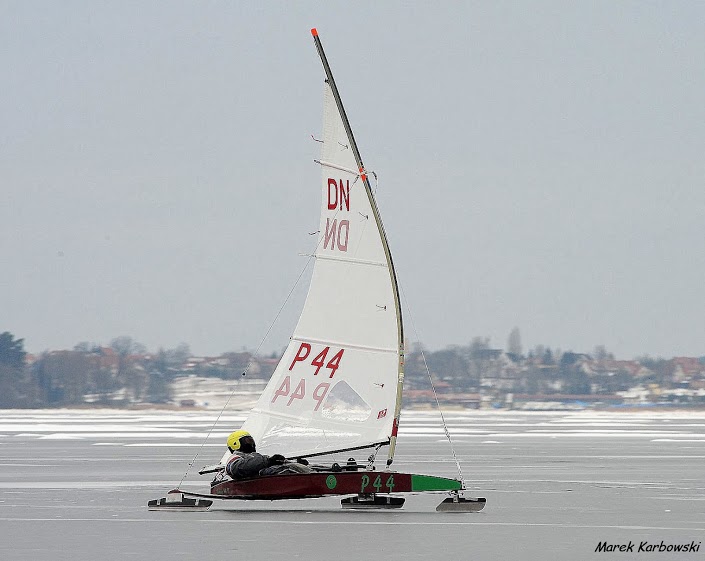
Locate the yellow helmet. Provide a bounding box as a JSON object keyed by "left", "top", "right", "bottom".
{"left": 227, "top": 430, "right": 253, "bottom": 452}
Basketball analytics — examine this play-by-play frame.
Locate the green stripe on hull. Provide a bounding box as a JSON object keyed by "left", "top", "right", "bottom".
{"left": 411, "top": 475, "right": 462, "bottom": 492}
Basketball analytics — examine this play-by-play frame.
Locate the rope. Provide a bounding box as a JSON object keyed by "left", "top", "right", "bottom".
{"left": 397, "top": 283, "right": 464, "bottom": 484}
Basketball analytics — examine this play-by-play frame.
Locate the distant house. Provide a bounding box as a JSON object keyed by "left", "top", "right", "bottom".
{"left": 671, "top": 357, "right": 705, "bottom": 383}
{"left": 473, "top": 349, "right": 503, "bottom": 361}
{"left": 97, "top": 347, "right": 120, "bottom": 373}
{"left": 597, "top": 359, "right": 651, "bottom": 378}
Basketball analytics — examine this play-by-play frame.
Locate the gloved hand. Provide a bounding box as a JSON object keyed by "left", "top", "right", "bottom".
{"left": 296, "top": 458, "right": 309, "bottom": 466}
{"left": 269, "top": 454, "right": 286, "bottom": 465}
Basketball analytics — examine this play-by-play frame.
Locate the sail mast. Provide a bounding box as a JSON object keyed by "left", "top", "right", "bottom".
{"left": 311, "top": 28, "right": 405, "bottom": 466}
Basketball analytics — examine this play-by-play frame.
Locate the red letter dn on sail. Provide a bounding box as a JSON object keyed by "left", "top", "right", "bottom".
{"left": 327, "top": 178, "right": 350, "bottom": 211}
{"left": 323, "top": 218, "right": 349, "bottom": 252}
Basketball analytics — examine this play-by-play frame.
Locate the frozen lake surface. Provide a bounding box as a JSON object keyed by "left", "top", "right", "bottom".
{"left": 1, "top": 409, "right": 704, "bottom": 560}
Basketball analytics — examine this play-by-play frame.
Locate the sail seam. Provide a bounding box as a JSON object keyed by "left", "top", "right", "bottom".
{"left": 314, "top": 254, "right": 387, "bottom": 268}
{"left": 251, "top": 405, "right": 371, "bottom": 426}
{"left": 291, "top": 336, "right": 396, "bottom": 354}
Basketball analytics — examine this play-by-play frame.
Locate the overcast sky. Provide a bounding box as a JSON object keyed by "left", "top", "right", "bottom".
{"left": 2, "top": 1, "right": 704, "bottom": 359}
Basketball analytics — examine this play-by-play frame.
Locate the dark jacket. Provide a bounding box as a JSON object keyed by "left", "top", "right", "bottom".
{"left": 225, "top": 451, "right": 271, "bottom": 479}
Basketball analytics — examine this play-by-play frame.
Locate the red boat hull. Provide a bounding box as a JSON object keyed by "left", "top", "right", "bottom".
{"left": 209, "top": 471, "right": 461, "bottom": 500}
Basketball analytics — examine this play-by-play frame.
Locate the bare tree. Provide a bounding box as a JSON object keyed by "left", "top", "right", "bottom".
{"left": 109, "top": 336, "right": 148, "bottom": 402}
{"left": 593, "top": 345, "right": 613, "bottom": 361}
{"left": 109, "top": 336, "right": 147, "bottom": 356}
{"left": 507, "top": 327, "right": 522, "bottom": 357}
{"left": 165, "top": 343, "right": 190, "bottom": 367}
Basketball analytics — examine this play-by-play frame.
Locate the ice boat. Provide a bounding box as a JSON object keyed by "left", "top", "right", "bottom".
{"left": 149, "top": 28, "right": 485, "bottom": 513}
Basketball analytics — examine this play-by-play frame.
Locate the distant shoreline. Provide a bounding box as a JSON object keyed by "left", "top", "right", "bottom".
{"left": 2, "top": 404, "right": 704, "bottom": 414}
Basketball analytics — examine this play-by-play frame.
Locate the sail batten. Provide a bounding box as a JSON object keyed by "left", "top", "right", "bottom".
{"left": 240, "top": 30, "right": 404, "bottom": 461}
{"left": 314, "top": 160, "right": 360, "bottom": 175}
{"left": 291, "top": 337, "right": 397, "bottom": 354}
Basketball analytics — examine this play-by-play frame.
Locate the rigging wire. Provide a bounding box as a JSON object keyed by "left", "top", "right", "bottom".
{"left": 175, "top": 253, "right": 316, "bottom": 488}
{"left": 175, "top": 161, "right": 373, "bottom": 487}
{"left": 397, "top": 282, "right": 464, "bottom": 484}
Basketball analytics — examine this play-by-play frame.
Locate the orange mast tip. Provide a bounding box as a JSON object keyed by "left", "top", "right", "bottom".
{"left": 311, "top": 28, "right": 318, "bottom": 36}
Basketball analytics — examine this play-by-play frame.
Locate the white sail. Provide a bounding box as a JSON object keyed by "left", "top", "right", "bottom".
{"left": 240, "top": 80, "right": 403, "bottom": 459}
